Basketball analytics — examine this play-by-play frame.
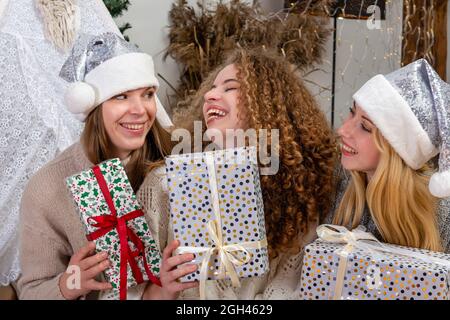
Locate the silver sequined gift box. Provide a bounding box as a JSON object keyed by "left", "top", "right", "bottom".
{"left": 299, "top": 225, "right": 450, "bottom": 300}
{"left": 165, "top": 146, "right": 269, "bottom": 284}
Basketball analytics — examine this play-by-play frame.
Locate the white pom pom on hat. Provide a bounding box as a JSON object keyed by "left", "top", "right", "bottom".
{"left": 64, "top": 81, "right": 96, "bottom": 119}
{"left": 429, "top": 170, "right": 450, "bottom": 198}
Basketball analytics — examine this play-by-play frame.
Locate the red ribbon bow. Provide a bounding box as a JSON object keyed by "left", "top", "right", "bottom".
{"left": 86, "top": 165, "right": 161, "bottom": 300}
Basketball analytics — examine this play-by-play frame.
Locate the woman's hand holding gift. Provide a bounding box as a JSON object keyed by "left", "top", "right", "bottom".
{"left": 142, "top": 240, "right": 198, "bottom": 299}
{"left": 59, "top": 241, "right": 112, "bottom": 300}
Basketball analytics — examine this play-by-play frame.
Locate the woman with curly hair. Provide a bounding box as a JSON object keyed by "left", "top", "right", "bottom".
{"left": 138, "top": 48, "right": 337, "bottom": 299}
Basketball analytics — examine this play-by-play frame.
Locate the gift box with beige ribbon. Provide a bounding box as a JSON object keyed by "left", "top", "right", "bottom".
{"left": 299, "top": 224, "right": 450, "bottom": 300}
{"left": 165, "top": 146, "right": 269, "bottom": 299}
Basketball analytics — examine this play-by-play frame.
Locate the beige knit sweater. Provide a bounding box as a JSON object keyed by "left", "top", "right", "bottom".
{"left": 17, "top": 142, "right": 152, "bottom": 300}
{"left": 138, "top": 166, "right": 318, "bottom": 300}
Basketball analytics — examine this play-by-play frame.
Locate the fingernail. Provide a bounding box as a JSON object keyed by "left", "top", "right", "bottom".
{"left": 101, "top": 252, "right": 108, "bottom": 257}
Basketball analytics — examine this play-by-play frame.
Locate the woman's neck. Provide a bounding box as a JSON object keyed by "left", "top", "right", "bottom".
{"left": 366, "top": 170, "right": 375, "bottom": 182}
{"left": 111, "top": 147, "right": 131, "bottom": 162}
{"left": 121, "top": 154, "right": 131, "bottom": 166}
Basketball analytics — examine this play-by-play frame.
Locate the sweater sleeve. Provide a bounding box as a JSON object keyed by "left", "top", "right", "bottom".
{"left": 16, "top": 176, "right": 71, "bottom": 300}
{"left": 259, "top": 223, "right": 317, "bottom": 300}
{"left": 258, "top": 251, "right": 304, "bottom": 300}
{"left": 17, "top": 225, "right": 68, "bottom": 300}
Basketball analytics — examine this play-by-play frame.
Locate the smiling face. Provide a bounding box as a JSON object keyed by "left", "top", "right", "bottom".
{"left": 337, "top": 103, "right": 381, "bottom": 179}
{"left": 102, "top": 87, "right": 156, "bottom": 159}
{"left": 202, "top": 64, "right": 247, "bottom": 136}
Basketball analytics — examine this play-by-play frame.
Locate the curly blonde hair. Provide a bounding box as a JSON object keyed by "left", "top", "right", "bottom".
{"left": 175, "top": 48, "right": 337, "bottom": 258}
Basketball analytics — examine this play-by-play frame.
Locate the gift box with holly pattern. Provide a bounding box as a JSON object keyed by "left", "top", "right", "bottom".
{"left": 66, "top": 158, "right": 161, "bottom": 299}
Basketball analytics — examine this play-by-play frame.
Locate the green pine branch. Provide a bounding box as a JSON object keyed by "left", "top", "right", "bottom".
{"left": 103, "top": 0, "right": 132, "bottom": 41}
{"left": 103, "top": 0, "right": 131, "bottom": 18}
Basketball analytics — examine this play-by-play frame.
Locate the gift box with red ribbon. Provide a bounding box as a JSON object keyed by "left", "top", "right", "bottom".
{"left": 66, "top": 158, "right": 161, "bottom": 300}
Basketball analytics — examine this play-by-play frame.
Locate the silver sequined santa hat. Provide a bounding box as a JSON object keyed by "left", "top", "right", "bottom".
{"left": 59, "top": 32, "right": 173, "bottom": 128}
{"left": 353, "top": 58, "right": 450, "bottom": 198}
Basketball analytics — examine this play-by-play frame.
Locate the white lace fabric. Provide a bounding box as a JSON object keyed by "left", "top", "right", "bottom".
{"left": 0, "top": 0, "right": 121, "bottom": 286}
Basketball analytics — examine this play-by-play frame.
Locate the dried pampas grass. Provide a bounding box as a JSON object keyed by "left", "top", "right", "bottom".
{"left": 165, "top": 0, "right": 332, "bottom": 111}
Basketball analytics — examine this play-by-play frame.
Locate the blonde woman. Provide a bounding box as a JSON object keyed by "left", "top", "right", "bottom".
{"left": 17, "top": 33, "right": 174, "bottom": 299}
{"left": 328, "top": 59, "right": 450, "bottom": 253}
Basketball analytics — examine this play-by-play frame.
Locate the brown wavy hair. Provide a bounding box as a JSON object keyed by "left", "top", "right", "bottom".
{"left": 175, "top": 49, "right": 337, "bottom": 258}
{"left": 81, "top": 103, "right": 174, "bottom": 192}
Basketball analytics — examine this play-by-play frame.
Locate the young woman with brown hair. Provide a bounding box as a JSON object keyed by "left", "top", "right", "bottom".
{"left": 17, "top": 33, "right": 174, "bottom": 300}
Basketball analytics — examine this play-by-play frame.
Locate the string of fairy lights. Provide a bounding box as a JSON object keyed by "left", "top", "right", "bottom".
{"left": 402, "top": 0, "right": 437, "bottom": 65}
{"left": 285, "top": 0, "right": 437, "bottom": 129}
{"left": 301, "top": 0, "right": 403, "bottom": 128}
{"left": 166, "top": 0, "right": 438, "bottom": 128}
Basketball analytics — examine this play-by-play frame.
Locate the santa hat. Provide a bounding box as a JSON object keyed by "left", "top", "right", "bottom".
{"left": 59, "top": 32, "right": 173, "bottom": 128}
{"left": 353, "top": 59, "right": 450, "bottom": 198}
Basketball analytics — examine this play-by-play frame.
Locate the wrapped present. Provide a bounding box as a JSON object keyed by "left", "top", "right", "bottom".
{"left": 299, "top": 224, "right": 450, "bottom": 300}
{"left": 66, "top": 158, "right": 161, "bottom": 300}
{"left": 165, "top": 146, "right": 269, "bottom": 299}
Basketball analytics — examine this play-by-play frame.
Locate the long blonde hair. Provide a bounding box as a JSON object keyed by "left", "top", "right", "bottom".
{"left": 333, "top": 129, "right": 442, "bottom": 251}
{"left": 81, "top": 105, "right": 173, "bottom": 191}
